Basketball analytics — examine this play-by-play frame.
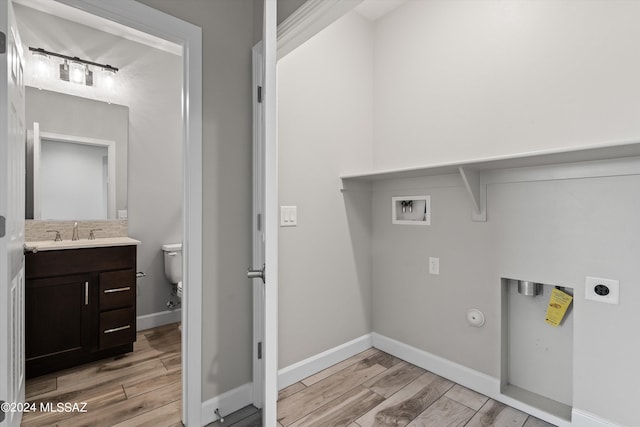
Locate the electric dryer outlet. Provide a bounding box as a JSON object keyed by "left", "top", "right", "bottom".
{"left": 585, "top": 276, "right": 619, "bottom": 304}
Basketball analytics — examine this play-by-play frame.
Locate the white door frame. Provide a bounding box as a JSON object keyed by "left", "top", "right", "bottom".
{"left": 53, "top": 1, "right": 203, "bottom": 425}
{"left": 262, "top": 1, "right": 278, "bottom": 424}
{"left": 253, "top": 1, "right": 361, "bottom": 424}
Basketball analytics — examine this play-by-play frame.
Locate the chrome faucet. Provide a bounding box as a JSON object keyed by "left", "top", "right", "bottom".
{"left": 72, "top": 222, "right": 79, "bottom": 241}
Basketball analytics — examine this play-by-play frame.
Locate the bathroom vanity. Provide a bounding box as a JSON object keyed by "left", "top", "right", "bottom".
{"left": 24, "top": 238, "right": 140, "bottom": 378}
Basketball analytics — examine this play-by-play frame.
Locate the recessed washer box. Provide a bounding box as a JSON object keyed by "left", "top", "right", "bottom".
{"left": 392, "top": 195, "right": 430, "bottom": 225}
{"left": 585, "top": 276, "right": 619, "bottom": 304}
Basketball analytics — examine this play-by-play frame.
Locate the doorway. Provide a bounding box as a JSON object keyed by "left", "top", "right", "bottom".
{"left": 12, "top": 0, "right": 203, "bottom": 424}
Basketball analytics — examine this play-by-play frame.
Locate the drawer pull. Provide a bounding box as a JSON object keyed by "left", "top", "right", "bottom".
{"left": 84, "top": 282, "right": 89, "bottom": 305}
{"left": 103, "top": 325, "right": 131, "bottom": 334}
{"left": 104, "top": 286, "right": 131, "bottom": 294}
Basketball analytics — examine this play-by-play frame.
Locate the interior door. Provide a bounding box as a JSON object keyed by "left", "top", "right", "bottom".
{"left": 251, "top": 41, "right": 266, "bottom": 409}
{"left": 247, "top": 0, "right": 278, "bottom": 424}
{"left": 0, "top": 0, "right": 26, "bottom": 425}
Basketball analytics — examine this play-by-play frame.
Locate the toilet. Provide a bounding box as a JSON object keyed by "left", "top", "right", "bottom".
{"left": 162, "top": 243, "right": 183, "bottom": 299}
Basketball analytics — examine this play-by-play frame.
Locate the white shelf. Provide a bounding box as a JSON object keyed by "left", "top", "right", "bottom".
{"left": 340, "top": 141, "right": 640, "bottom": 221}
{"left": 341, "top": 140, "right": 640, "bottom": 181}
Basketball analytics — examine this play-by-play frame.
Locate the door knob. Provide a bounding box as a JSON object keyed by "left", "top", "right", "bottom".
{"left": 247, "top": 264, "right": 265, "bottom": 283}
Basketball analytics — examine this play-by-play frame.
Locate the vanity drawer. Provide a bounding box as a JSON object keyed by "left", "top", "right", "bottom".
{"left": 25, "top": 245, "right": 136, "bottom": 279}
{"left": 100, "top": 270, "right": 135, "bottom": 311}
{"left": 99, "top": 307, "right": 136, "bottom": 350}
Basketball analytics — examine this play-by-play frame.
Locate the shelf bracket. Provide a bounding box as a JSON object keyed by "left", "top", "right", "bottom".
{"left": 458, "top": 167, "right": 486, "bottom": 222}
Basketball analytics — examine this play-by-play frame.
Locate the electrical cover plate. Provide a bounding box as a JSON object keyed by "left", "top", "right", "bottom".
{"left": 585, "top": 276, "right": 619, "bottom": 304}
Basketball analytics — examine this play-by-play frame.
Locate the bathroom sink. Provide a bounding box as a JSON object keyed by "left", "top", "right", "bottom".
{"left": 24, "top": 237, "right": 141, "bottom": 252}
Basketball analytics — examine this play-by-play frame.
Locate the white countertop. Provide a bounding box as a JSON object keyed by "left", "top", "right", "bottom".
{"left": 24, "top": 237, "right": 141, "bottom": 252}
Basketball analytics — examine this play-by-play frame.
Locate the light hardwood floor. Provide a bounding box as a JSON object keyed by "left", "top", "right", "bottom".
{"left": 25, "top": 327, "right": 556, "bottom": 427}
{"left": 216, "top": 348, "right": 557, "bottom": 427}
{"left": 275, "top": 348, "right": 557, "bottom": 427}
{"left": 22, "top": 323, "right": 182, "bottom": 427}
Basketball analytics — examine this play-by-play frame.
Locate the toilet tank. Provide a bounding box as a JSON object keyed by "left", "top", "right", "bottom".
{"left": 162, "top": 243, "right": 182, "bottom": 284}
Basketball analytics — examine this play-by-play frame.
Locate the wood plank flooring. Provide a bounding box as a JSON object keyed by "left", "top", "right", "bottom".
{"left": 213, "top": 348, "right": 558, "bottom": 426}
{"left": 24, "top": 328, "right": 557, "bottom": 427}
{"left": 22, "top": 323, "right": 182, "bottom": 427}
{"left": 275, "top": 348, "right": 557, "bottom": 427}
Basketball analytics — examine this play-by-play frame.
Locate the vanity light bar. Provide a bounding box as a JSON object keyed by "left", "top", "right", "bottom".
{"left": 28, "top": 47, "right": 119, "bottom": 73}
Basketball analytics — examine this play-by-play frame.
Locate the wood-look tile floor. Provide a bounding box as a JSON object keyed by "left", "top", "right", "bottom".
{"left": 217, "top": 348, "right": 557, "bottom": 427}
{"left": 22, "top": 323, "right": 182, "bottom": 427}
{"left": 275, "top": 348, "right": 557, "bottom": 427}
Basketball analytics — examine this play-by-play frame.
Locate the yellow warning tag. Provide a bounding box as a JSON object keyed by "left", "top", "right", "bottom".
{"left": 545, "top": 288, "right": 573, "bottom": 327}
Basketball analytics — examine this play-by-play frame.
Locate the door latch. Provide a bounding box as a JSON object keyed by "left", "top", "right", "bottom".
{"left": 247, "top": 264, "right": 265, "bottom": 283}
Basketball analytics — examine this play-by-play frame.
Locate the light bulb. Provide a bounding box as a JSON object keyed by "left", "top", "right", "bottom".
{"left": 31, "top": 51, "right": 50, "bottom": 80}
{"left": 101, "top": 67, "right": 116, "bottom": 93}
{"left": 69, "top": 61, "right": 85, "bottom": 84}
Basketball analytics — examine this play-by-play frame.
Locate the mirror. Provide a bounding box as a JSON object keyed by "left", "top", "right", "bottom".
{"left": 25, "top": 87, "right": 129, "bottom": 220}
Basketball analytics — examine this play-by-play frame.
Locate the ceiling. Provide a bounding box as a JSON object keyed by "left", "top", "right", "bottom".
{"left": 13, "top": 0, "right": 181, "bottom": 55}
{"left": 354, "top": 0, "right": 408, "bottom": 21}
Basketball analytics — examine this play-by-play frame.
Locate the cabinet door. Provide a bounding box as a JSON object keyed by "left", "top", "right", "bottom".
{"left": 25, "top": 274, "right": 92, "bottom": 363}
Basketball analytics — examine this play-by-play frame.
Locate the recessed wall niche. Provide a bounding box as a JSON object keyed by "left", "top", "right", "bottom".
{"left": 500, "top": 278, "right": 574, "bottom": 421}
{"left": 392, "top": 195, "right": 430, "bottom": 225}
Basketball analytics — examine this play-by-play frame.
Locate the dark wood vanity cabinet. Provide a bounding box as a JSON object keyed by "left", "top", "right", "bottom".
{"left": 25, "top": 245, "right": 137, "bottom": 378}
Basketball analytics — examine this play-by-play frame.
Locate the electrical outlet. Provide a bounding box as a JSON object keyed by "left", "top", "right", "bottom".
{"left": 585, "top": 276, "right": 619, "bottom": 304}
{"left": 429, "top": 257, "right": 439, "bottom": 275}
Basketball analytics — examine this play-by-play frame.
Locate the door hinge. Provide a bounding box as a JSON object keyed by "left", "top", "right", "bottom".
{"left": 0, "top": 216, "right": 5, "bottom": 238}
{"left": 257, "top": 86, "right": 263, "bottom": 103}
{"left": 0, "top": 400, "right": 5, "bottom": 422}
{"left": 0, "top": 32, "right": 6, "bottom": 54}
{"left": 257, "top": 341, "right": 262, "bottom": 359}
{"left": 257, "top": 213, "right": 262, "bottom": 231}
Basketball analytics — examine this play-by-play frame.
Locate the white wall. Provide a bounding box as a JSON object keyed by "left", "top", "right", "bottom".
{"left": 371, "top": 171, "right": 640, "bottom": 426}
{"left": 373, "top": 0, "right": 640, "bottom": 170}
{"left": 15, "top": 4, "right": 182, "bottom": 318}
{"left": 276, "top": 1, "right": 640, "bottom": 424}
{"left": 370, "top": 1, "right": 640, "bottom": 425}
{"left": 277, "top": 11, "right": 374, "bottom": 368}
{"left": 137, "top": 0, "right": 257, "bottom": 402}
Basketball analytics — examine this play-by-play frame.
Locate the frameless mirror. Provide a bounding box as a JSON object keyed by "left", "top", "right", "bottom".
{"left": 25, "top": 87, "right": 128, "bottom": 220}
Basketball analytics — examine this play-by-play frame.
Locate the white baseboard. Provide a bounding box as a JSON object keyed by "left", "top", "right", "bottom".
{"left": 571, "top": 409, "right": 621, "bottom": 427}
{"left": 278, "top": 333, "right": 373, "bottom": 390}
{"left": 136, "top": 309, "right": 181, "bottom": 331}
{"left": 372, "top": 333, "right": 579, "bottom": 427}
{"left": 201, "top": 382, "right": 253, "bottom": 425}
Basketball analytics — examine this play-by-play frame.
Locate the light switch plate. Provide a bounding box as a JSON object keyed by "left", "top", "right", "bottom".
{"left": 585, "top": 276, "right": 619, "bottom": 304}
{"left": 280, "top": 206, "right": 297, "bottom": 227}
{"left": 429, "top": 257, "right": 439, "bottom": 275}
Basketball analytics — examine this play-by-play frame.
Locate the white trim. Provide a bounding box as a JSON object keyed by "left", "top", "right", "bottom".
{"left": 201, "top": 382, "right": 253, "bottom": 426}
{"left": 277, "top": 0, "right": 364, "bottom": 59}
{"left": 52, "top": 1, "right": 203, "bottom": 425}
{"left": 571, "top": 409, "right": 621, "bottom": 427}
{"left": 278, "top": 334, "right": 373, "bottom": 390}
{"left": 263, "top": 0, "right": 279, "bottom": 424}
{"left": 372, "top": 333, "right": 572, "bottom": 427}
{"left": 136, "top": 309, "right": 181, "bottom": 332}
{"left": 30, "top": 122, "right": 40, "bottom": 219}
